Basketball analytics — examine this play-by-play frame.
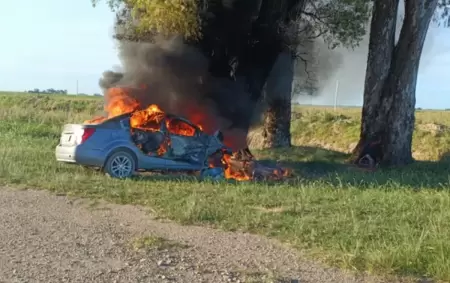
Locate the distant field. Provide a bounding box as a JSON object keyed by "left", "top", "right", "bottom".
{"left": 1, "top": 91, "right": 450, "bottom": 281}
{"left": 269, "top": 102, "right": 450, "bottom": 161}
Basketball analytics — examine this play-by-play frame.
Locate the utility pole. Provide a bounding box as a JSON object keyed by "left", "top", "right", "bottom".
{"left": 334, "top": 79, "right": 339, "bottom": 111}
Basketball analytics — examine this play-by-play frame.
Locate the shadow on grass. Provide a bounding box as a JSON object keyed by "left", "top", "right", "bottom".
{"left": 255, "top": 146, "right": 450, "bottom": 189}
{"left": 94, "top": 145, "right": 450, "bottom": 189}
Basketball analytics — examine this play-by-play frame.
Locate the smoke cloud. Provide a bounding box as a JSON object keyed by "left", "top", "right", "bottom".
{"left": 98, "top": 36, "right": 258, "bottom": 150}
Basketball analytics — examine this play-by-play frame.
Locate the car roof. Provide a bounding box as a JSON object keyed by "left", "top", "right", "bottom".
{"left": 109, "top": 111, "right": 202, "bottom": 132}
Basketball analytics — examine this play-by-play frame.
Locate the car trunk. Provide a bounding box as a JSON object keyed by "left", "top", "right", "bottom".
{"left": 59, "top": 124, "right": 95, "bottom": 147}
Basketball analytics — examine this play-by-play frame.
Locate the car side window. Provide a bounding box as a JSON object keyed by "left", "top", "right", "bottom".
{"left": 165, "top": 118, "right": 197, "bottom": 137}
{"left": 142, "top": 119, "right": 161, "bottom": 131}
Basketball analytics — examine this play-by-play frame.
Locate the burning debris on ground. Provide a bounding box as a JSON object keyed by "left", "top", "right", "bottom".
{"left": 223, "top": 148, "right": 293, "bottom": 181}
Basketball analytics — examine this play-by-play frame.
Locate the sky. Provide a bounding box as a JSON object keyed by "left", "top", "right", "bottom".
{"left": 0, "top": 0, "right": 120, "bottom": 95}
{"left": 298, "top": 26, "right": 450, "bottom": 109}
{"left": 0, "top": 0, "right": 449, "bottom": 108}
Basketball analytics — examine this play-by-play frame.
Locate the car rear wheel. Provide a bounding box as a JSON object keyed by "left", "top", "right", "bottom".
{"left": 104, "top": 151, "right": 136, "bottom": 179}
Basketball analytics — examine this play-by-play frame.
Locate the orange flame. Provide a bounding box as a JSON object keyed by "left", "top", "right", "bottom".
{"left": 222, "top": 153, "right": 252, "bottom": 181}
{"left": 130, "top": 104, "right": 165, "bottom": 130}
{"left": 83, "top": 86, "right": 291, "bottom": 181}
{"left": 84, "top": 87, "right": 140, "bottom": 124}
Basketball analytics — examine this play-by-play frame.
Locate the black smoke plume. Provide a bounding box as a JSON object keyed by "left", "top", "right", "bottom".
{"left": 99, "top": 36, "right": 257, "bottom": 150}
{"left": 97, "top": 1, "right": 322, "bottom": 149}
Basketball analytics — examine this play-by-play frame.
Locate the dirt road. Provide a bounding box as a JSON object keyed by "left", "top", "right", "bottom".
{"left": 0, "top": 188, "right": 405, "bottom": 283}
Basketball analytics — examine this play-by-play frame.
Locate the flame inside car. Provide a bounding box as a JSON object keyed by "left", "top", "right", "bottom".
{"left": 84, "top": 87, "right": 293, "bottom": 181}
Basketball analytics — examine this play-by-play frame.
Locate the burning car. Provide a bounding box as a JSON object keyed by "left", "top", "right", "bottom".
{"left": 55, "top": 85, "right": 293, "bottom": 181}
{"left": 55, "top": 104, "right": 232, "bottom": 179}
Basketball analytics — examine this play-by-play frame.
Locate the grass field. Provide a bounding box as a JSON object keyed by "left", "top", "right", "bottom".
{"left": 1, "top": 91, "right": 450, "bottom": 281}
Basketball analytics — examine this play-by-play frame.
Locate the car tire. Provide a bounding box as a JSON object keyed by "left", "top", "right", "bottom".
{"left": 104, "top": 151, "right": 136, "bottom": 179}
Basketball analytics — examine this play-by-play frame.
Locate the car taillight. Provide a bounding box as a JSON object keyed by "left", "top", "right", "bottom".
{"left": 80, "top": 128, "right": 96, "bottom": 144}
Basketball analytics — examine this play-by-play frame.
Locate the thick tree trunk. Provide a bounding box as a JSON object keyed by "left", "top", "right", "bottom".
{"left": 262, "top": 51, "right": 293, "bottom": 148}
{"left": 198, "top": 0, "right": 304, "bottom": 150}
{"left": 353, "top": 0, "right": 438, "bottom": 166}
{"left": 197, "top": 0, "right": 282, "bottom": 150}
{"left": 353, "top": 0, "right": 399, "bottom": 156}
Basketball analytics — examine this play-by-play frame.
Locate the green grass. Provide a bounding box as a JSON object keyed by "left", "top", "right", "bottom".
{"left": 284, "top": 105, "right": 450, "bottom": 161}
{"left": 1, "top": 92, "right": 450, "bottom": 281}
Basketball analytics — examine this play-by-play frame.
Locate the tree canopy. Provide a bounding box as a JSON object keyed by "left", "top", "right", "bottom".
{"left": 437, "top": 0, "right": 450, "bottom": 25}
{"left": 92, "top": 0, "right": 371, "bottom": 49}
{"left": 91, "top": 0, "right": 375, "bottom": 149}
{"left": 92, "top": 0, "right": 200, "bottom": 39}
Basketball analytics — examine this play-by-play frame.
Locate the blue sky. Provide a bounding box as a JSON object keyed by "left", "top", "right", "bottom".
{"left": 0, "top": 0, "right": 119, "bottom": 94}
{"left": 1, "top": 0, "right": 449, "bottom": 109}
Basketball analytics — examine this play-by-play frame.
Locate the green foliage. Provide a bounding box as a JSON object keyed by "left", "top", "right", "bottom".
{"left": 92, "top": 0, "right": 201, "bottom": 39}
{"left": 128, "top": 0, "right": 200, "bottom": 39}
{"left": 92, "top": 0, "right": 124, "bottom": 11}
{"left": 302, "top": 0, "right": 371, "bottom": 49}
{"left": 435, "top": 0, "right": 450, "bottom": 26}
{"left": 93, "top": 0, "right": 371, "bottom": 48}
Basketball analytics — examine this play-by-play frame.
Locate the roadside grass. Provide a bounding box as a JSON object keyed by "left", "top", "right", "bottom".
{"left": 1, "top": 93, "right": 450, "bottom": 281}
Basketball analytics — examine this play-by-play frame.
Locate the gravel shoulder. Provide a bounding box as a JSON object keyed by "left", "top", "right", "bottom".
{"left": 0, "top": 187, "right": 411, "bottom": 283}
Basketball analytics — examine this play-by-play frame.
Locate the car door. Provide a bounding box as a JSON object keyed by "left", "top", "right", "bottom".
{"left": 164, "top": 117, "right": 207, "bottom": 164}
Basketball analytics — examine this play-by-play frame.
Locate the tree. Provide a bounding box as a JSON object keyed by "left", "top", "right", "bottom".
{"left": 92, "top": 0, "right": 200, "bottom": 39}
{"left": 353, "top": 0, "right": 449, "bottom": 166}
{"left": 27, "top": 88, "right": 67, "bottom": 94}
{"left": 258, "top": 0, "right": 371, "bottom": 148}
{"left": 93, "top": 0, "right": 370, "bottom": 149}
